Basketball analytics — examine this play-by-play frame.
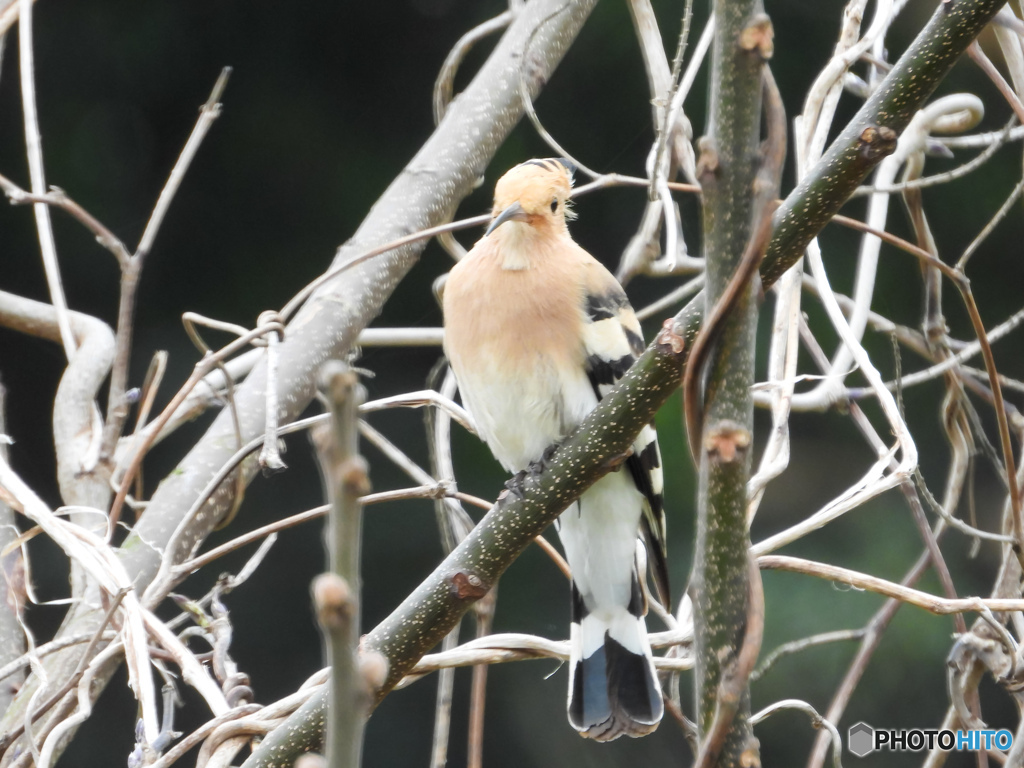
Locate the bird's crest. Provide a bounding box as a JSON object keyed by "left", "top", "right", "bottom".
{"left": 491, "top": 158, "right": 577, "bottom": 224}
{"left": 520, "top": 157, "right": 577, "bottom": 179}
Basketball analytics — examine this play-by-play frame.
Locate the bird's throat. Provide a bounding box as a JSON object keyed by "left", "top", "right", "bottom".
{"left": 501, "top": 249, "right": 531, "bottom": 271}
{"left": 495, "top": 223, "right": 541, "bottom": 271}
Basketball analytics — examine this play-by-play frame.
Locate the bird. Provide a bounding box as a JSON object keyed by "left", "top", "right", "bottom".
{"left": 442, "top": 158, "right": 668, "bottom": 741}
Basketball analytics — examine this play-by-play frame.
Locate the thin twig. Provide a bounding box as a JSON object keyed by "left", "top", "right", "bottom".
{"left": 516, "top": 2, "right": 598, "bottom": 179}
{"left": 751, "top": 629, "right": 866, "bottom": 682}
{"left": 146, "top": 704, "right": 263, "bottom": 768}
{"left": 902, "top": 479, "right": 967, "bottom": 635}
{"left": 760, "top": 555, "right": 1024, "bottom": 614}
{"left": 137, "top": 68, "right": 231, "bottom": 260}
{"left": 804, "top": 536, "right": 942, "bottom": 768}
{"left": 398, "top": 628, "right": 693, "bottom": 683}
{"left": 942, "top": 125, "right": 1024, "bottom": 148}
{"left": 0, "top": 631, "right": 116, "bottom": 686}
{"left": 850, "top": 306, "right": 1024, "bottom": 394}
{"left": 852, "top": 116, "right": 1017, "bottom": 196}
{"left": 278, "top": 214, "right": 490, "bottom": 322}
{"left": 425, "top": 366, "right": 464, "bottom": 768}
{"left": 171, "top": 485, "right": 471, "bottom": 582}
{"left": 429, "top": 627, "right": 460, "bottom": 768}
{"left": 751, "top": 700, "right": 843, "bottom": 768}
{"left": 109, "top": 322, "right": 282, "bottom": 533}
{"left": 99, "top": 67, "right": 232, "bottom": 464}
{"left": 35, "top": 642, "right": 125, "bottom": 768}
{"left": 0, "top": 174, "right": 131, "bottom": 265}
{"left": 969, "top": 41, "right": 1024, "bottom": 124}
{"left": 466, "top": 587, "right": 494, "bottom": 768}
{"left": 958, "top": 174, "right": 1024, "bottom": 269}
{"left": 635, "top": 275, "right": 705, "bottom": 321}
{"left": 3, "top": 591, "right": 127, "bottom": 757}
{"left": 18, "top": 0, "right": 74, "bottom": 360}
{"left": 256, "top": 311, "right": 287, "bottom": 475}
{"left": 433, "top": 10, "right": 514, "bottom": 124}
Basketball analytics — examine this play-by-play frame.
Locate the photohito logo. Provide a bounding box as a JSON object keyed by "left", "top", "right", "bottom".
{"left": 848, "top": 722, "right": 1013, "bottom": 757}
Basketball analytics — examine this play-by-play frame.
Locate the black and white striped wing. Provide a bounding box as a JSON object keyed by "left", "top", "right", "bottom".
{"left": 581, "top": 286, "right": 669, "bottom": 606}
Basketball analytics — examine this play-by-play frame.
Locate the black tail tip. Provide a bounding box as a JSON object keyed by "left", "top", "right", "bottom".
{"left": 568, "top": 636, "right": 663, "bottom": 741}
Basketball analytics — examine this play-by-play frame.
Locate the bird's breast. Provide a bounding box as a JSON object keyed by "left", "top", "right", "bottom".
{"left": 443, "top": 249, "right": 596, "bottom": 471}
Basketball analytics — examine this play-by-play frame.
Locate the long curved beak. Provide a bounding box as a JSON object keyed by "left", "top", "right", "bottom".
{"left": 485, "top": 201, "right": 528, "bottom": 236}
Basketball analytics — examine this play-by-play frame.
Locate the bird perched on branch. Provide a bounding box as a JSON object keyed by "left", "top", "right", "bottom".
{"left": 442, "top": 158, "right": 667, "bottom": 741}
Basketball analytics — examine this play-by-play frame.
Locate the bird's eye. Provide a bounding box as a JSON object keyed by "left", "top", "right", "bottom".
{"left": 550, "top": 198, "right": 559, "bottom": 213}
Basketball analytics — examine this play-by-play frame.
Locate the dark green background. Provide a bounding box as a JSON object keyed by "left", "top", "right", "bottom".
{"left": 1, "top": 1, "right": 1023, "bottom": 765}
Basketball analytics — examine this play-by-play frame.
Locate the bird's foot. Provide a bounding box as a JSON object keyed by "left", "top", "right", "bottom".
{"left": 502, "top": 469, "right": 529, "bottom": 500}
{"left": 541, "top": 441, "right": 560, "bottom": 464}
{"left": 524, "top": 441, "right": 561, "bottom": 478}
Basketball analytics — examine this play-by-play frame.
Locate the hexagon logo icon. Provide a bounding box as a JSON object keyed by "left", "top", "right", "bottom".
{"left": 848, "top": 722, "right": 875, "bottom": 757}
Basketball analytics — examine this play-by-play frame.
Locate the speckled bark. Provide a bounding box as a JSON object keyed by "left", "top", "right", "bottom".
{"left": 691, "top": 1, "right": 763, "bottom": 766}
{"left": 243, "top": 328, "right": 693, "bottom": 768}
{"left": 0, "top": 0, "right": 598, "bottom": 755}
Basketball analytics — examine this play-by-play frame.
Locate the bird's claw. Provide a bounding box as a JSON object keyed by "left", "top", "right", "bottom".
{"left": 526, "top": 441, "right": 561, "bottom": 477}
{"left": 501, "top": 444, "right": 560, "bottom": 501}
{"left": 503, "top": 469, "right": 529, "bottom": 499}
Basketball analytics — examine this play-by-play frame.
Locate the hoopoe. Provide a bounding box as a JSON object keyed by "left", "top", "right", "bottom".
{"left": 442, "top": 158, "right": 667, "bottom": 741}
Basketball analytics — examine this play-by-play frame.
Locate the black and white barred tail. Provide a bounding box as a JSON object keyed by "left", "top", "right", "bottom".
{"left": 567, "top": 577, "right": 663, "bottom": 741}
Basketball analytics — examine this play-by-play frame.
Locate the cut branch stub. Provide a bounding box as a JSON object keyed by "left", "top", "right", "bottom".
{"left": 738, "top": 14, "right": 773, "bottom": 60}
{"left": 450, "top": 572, "right": 489, "bottom": 600}
{"left": 703, "top": 421, "right": 752, "bottom": 465}
{"left": 856, "top": 125, "right": 898, "bottom": 162}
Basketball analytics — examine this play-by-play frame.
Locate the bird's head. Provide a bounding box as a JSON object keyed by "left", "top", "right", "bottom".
{"left": 486, "top": 158, "right": 577, "bottom": 237}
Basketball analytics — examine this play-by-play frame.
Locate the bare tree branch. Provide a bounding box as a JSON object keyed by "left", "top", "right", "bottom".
{"left": 237, "top": 1, "right": 1015, "bottom": 763}
{"left": 0, "top": 0, "right": 601, "bottom": 757}
{"left": 0, "top": 291, "right": 113, "bottom": 514}
{"left": 313, "top": 363, "right": 370, "bottom": 768}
